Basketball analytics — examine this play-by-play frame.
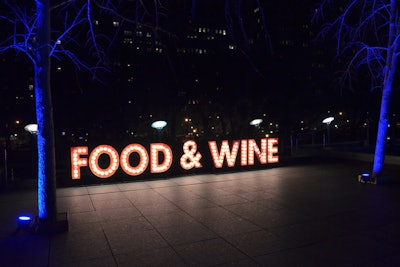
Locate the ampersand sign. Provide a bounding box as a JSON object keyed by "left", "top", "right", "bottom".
{"left": 180, "top": 140, "right": 202, "bottom": 170}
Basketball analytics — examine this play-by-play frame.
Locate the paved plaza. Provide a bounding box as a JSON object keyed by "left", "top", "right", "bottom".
{"left": 1, "top": 158, "right": 400, "bottom": 266}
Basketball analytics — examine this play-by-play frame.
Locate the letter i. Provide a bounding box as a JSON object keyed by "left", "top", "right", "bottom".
{"left": 241, "top": 139, "right": 247, "bottom": 166}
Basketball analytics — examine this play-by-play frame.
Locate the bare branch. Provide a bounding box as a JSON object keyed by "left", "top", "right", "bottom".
{"left": 314, "top": 0, "right": 399, "bottom": 92}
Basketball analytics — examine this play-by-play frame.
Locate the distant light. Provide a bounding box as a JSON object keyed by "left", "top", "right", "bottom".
{"left": 151, "top": 120, "right": 167, "bottom": 130}
{"left": 249, "top": 119, "right": 263, "bottom": 126}
{"left": 24, "top": 124, "right": 38, "bottom": 134}
{"left": 322, "top": 117, "right": 334, "bottom": 124}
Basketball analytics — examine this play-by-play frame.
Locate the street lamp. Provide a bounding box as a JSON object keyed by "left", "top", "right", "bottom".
{"left": 151, "top": 120, "right": 167, "bottom": 139}
{"left": 24, "top": 124, "right": 38, "bottom": 135}
{"left": 151, "top": 120, "right": 167, "bottom": 130}
{"left": 249, "top": 118, "right": 263, "bottom": 127}
{"left": 249, "top": 118, "right": 263, "bottom": 136}
{"left": 322, "top": 117, "right": 334, "bottom": 146}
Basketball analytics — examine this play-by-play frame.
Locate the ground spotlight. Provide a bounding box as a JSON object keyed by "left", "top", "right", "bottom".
{"left": 358, "top": 173, "right": 371, "bottom": 183}
{"left": 17, "top": 215, "right": 32, "bottom": 229}
{"left": 358, "top": 172, "right": 389, "bottom": 185}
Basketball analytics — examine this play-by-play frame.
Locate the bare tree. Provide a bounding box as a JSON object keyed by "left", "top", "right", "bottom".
{"left": 0, "top": 0, "right": 160, "bottom": 231}
{"left": 0, "top": 0, "right": 121, "bottom": 232}
{"left": 314, "top": 0, "right": 400, "bottom": 181}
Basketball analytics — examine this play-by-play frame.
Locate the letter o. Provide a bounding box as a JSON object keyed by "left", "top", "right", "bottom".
{"left": 89, "top": 145, "right": 119, "bottom": 178}
{"left": 120, "top": 144, "right": 149, "bottom": 176}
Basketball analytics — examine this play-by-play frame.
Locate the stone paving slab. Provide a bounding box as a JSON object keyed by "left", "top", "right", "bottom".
{"left": 0, "top": 158, "right": 399, "bottom": 266}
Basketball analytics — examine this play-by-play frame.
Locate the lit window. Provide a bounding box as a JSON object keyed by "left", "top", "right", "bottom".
{"left": 123, "top": 38, "right": 133, "bottom": 44}
{"left": 113, "top": 21, "right": 119, "bottom": 27}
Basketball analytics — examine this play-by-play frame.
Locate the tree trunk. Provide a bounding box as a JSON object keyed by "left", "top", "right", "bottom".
{"left": 35, "top": 0, "right": 57, "bottom": 223}
{"left": 372, "top": 84, "right": 392, "bottom": 178}
{"left": 372, "top": 0, "right": 398, "bottom": 178}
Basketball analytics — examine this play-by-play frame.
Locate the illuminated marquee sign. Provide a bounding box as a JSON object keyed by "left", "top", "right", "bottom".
{"left": 71, "top": 138, "right": 278, "bottom": 179}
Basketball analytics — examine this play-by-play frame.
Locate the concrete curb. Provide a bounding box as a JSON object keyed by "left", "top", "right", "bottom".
{"left": 291, "top": 147, "right": 400, "bottom": 165}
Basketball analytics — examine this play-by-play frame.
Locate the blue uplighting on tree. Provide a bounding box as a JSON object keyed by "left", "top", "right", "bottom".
{"left": 314, "top": 0, "right": 400, "bottom": 178}
{"left": 0, "top": 0, "right": 112, "bottom": 224}
{"left": 35, "top": 0, "right": 57, "bottom": 221}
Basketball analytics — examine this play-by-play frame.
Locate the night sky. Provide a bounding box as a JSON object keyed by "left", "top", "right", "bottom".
{"left": 0, "top": 0, "right": 399, "bottom": 151}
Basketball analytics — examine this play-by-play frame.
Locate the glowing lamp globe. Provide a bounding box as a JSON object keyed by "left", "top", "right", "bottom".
{"left": 322, "top": 117, "right": 334, "bottom": 124}
{"left": 151, "top": 120, "right": 167, "bottom": 130}
{"left": 24, "top": 124, "right": 38, "bottom": 134}
{"left": 249, "top": 119, "right": 263, "bottom": 126}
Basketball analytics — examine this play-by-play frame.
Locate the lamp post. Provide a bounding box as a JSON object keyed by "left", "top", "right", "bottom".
{"left": 24, "top": 124, "right": 38, "bottom": 180}
{"left": 249, "top": 118, "right": 263, "bottom": 133}
{"left": 322, "top": 117, "right": 334, "bottom": 146}
{"left": 249, "top": 118, "right": 263, "bottom": 138}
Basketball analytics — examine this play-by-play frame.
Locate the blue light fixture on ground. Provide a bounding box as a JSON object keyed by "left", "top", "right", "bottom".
{"left": 17, "top": 215, "right": 32, "bottom": 229}
{"left": 358, "top": 172, "right": 372, "bottom": 184}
